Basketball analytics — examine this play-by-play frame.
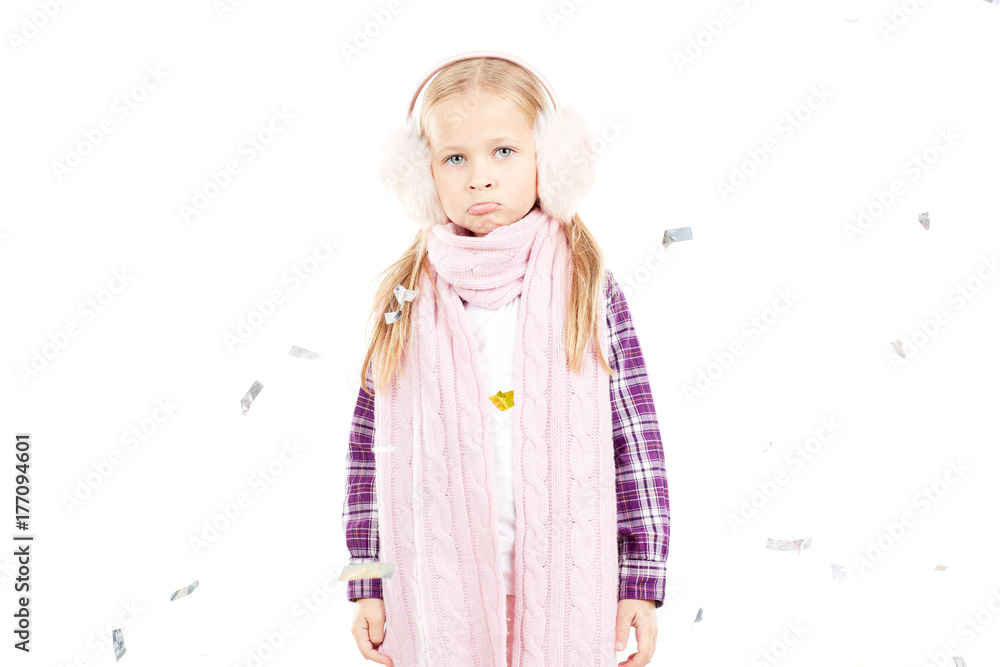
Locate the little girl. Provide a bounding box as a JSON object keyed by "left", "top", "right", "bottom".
{"left": 343, "top": 51, "right": 670, "bottom": 667}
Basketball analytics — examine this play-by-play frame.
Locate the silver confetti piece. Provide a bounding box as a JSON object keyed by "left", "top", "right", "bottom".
{"left": 918, "top": 212, "right": 930, "bottom": 230}
{"left": 288, "top": 345, "right": 321, "bottom": 360}
{"left": 113, "top": 627, "right": 126, "bottom": 661}
{"left": 339, "top": 561, "right": 397, "bottom": 581}
{"left": 385, "top": 284, "right": 418, "bottom": 324}
{"left": 761, "top": 441, "right": 773, "bottom": 453}
{"left": 766, "top": 538, "right": 795, "bottom": 551}
{"left": 241, "top": 380, "right": 263, "bottom": 415}
{"left": 662, "top": 227, "right": 693, "bottom": 248}
{"left": 954, "top": 657, "right": 967, "bottom": 667}
{"left": 831, "top": 563, "right": 847, "bottom": 582}
{"left": 394, "top": 284, "right": 418, "bottom": 304}
{"left": 889, "top": 340, "right": 908, "bottom": 358}
{"left": 690, "top": 607, "right": 703, "bottom": 629}
{"left": 170, "top": 579, "right": 200, "bottom": 601}
{"left": 767, "top": 537, "right": 812, "bottom": 554}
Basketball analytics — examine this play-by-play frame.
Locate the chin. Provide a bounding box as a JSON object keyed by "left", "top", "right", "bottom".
{"left": 469, "top": 215, "right": 506, "bottom": 232}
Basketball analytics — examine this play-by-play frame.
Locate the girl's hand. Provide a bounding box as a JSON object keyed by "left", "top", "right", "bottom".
{"left": 352, "top": 598, "right": 393, "bottom": 666}
{"left": 614, "top": 598, "right": 658, "bottom": 667}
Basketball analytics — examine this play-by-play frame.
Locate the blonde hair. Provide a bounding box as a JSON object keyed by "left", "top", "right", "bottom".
{"left": 360, "top": 57, "right": 612, "bottom": 397}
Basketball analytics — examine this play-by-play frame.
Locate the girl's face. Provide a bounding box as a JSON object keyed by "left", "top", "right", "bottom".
{"left": 426, "top": 92, "right": 538, "bottom": 237}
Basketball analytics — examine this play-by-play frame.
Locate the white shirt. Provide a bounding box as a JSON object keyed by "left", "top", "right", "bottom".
{"left": 461, "top": 296, "right": 519, "bottom": 595}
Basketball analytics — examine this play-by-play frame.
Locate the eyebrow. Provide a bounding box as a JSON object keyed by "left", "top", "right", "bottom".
{"left": 434, "top": 137, "right": 519, "bottom": 155}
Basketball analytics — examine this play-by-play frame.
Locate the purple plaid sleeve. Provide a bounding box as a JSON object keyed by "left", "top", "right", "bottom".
{"left": 343, "top": 272, "right": 671, "bottom": 607}
{"left": 606, "top": 271, "right": 670, "bottom": 609}
{"left": 342, "top": 361, "right": 382, "bottom": 602}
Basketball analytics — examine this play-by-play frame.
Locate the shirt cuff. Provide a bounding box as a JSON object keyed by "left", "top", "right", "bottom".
{"left": 345, "top": 558, "right": 384, "bottom": 602}
{"left": 347, "top": 576, "right": 383, "bottom": 602}
{"left": 619, "top": 558, "right": 668, "bottom": 609}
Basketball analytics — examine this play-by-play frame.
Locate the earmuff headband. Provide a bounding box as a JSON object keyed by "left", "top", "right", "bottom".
{"left": 405, "top": 50, "right": 561, "bottom": 122}
{"left": 382, "top": 49, "right": 593, "bottom": 227}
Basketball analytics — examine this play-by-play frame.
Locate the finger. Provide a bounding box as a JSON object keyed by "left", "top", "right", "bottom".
{"left": 375, "top": 628, "right": 392, "bottom": 666}
{"left": 368, "top": 627, "right": 392, "bottom": 666}
{"left": 353, "top": 623, "right": 373, "bottom": 654}
{"left": 364, "top": 646, "right": 387, "bottom": 663}
{"left": 632, "top": 619, "right": 651, "bottom": 666}
{"left": 370, "top": 617, "right": 385, "bottom": 644}
{"left": 357, "top": 627, "right": 389, "bottom": 665}
{"left": 614, "top": 610, "right": 633, "bottom": 652}
{"left": 355, "top": 615, "right": 393, "bottom": 665}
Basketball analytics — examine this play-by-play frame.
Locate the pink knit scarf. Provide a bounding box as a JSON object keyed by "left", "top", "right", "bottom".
{"left": 373, "top": 206, "right": 618, "bottom": 666}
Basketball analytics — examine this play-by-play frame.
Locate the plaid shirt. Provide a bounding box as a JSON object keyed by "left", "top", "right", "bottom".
{"left": 342, "top": 271, "right": 670, "bottom": 607}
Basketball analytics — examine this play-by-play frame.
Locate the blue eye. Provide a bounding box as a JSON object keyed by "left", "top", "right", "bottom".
{"left": 444, "top": 147, "right": 514, "bottom": 165}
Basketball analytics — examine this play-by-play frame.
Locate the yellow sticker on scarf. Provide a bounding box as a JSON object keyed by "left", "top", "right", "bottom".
{"left": 489, "top": 390, "right": 514, "bottom": 411}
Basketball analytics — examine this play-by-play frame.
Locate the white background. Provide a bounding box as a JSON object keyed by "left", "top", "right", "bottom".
{"left": 2, "top": 0, "right": 999, "bottom": 665}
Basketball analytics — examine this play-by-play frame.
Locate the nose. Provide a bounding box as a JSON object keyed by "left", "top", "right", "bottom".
{"left": 468, "top": 162, "right": 494, "bottom": 190}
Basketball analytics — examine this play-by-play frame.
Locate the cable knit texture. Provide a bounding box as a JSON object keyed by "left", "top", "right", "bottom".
{"left": 372, "top": 206, "right": 617, "bottom": 666}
